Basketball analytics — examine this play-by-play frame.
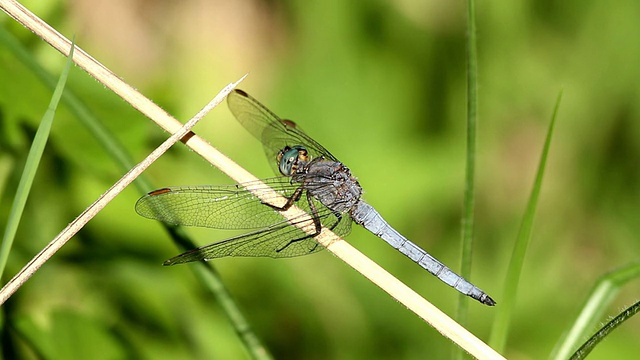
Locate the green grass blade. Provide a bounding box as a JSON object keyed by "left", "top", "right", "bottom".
{"left": 551, "top": 261, "right": 640, "bottom": 360}
{"left": 489, "top": 91, "right": 563, "bottom": 351}
{"left": 455, "top": 0, "right": 478, "bottom": 326}
{"left": 0, "top": 41, "right": 76, "bottom": 280}
{"left": 453, "top": 2, "right": 479, "bottom": 357}
{"left": 569, "top": 299, "right": 640, "bottom": 360}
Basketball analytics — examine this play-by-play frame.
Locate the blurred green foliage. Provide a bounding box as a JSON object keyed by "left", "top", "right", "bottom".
{"left": 1, "top": 0, "right": 639, "bottom": 359}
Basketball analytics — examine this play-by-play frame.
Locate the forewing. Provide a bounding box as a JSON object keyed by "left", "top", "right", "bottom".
{"left": 227, "top": 89, "right": 339, "bottom": 175}
{"left": 135, "top": 178, "right": 298, "bottom": 229}
{"left": 137, "top": 177, "right": 353, "bottom": 234}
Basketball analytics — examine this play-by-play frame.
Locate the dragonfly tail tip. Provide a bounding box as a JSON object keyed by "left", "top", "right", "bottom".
{"left": 482, "top": 295, "right": 497, "bottom": 306}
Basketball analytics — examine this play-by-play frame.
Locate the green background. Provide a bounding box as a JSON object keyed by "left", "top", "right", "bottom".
{"left": 1, "top": 0, "right": 639, "bottom": 359}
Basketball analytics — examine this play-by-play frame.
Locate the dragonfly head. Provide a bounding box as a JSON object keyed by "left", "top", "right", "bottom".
{"left": 277, "top": 145, "right": 309, "bottom": 176}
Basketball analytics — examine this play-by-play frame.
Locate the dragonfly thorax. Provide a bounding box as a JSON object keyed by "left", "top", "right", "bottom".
{"left": 277, "top": 145, "right": 309, "bottom": 176}
{"left": 296, "top": 160, "right": 363, "bottom": 214}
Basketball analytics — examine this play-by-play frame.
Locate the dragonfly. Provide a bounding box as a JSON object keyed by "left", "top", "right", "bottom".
{"left": 136, "top": 89, "right": 496, "bottom": 306}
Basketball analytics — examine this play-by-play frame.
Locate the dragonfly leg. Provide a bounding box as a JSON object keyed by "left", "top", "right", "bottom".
{"left": 275, "top": 192, "right": 333, "bottom": 253}
{"left": 261, "top": 186, "right": 303, "bottom": 211}
{"left": 305, "top": 191, "right": 323, "bottom": 233}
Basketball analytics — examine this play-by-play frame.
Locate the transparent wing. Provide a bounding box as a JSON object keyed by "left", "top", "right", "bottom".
{"left": 227, "top": 89, "right": 339, "bottom": 175}
{"left": 164, "top": 212, "right": 350, "bottom": 264}
{"left": 135, "top": 178, "right": 298, "bottom": 230}
{"left": 137, "top": 178, "right": 353, "bottom": 262}
{"left": 163, "top": 194, "right": 352, "bottom": 264}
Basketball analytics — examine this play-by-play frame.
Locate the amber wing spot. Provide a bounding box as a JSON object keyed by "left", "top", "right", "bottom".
{"left": 234, "top": 89, "right": 249, "bottom": 97}
{"left": 147, "top": 188, "right": 172, "bottom": 196}
{"left": 281, "top": 119, "right": 298, "bottom": 128}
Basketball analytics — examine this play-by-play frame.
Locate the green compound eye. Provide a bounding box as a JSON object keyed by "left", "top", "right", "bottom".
{"left": 277, "top": 145, "right": 308, "bottom": 176}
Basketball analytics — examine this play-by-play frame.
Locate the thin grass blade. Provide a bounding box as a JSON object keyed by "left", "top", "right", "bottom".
{"left": 569, "top": 299, "right": 640, "bottom": 359}
{"left": 489, "top": 91, "right": 563, "bottom": 351}
{"left": 456, "top": 0, "right": 479, "bottom": 325}
{"left": 453, "top": 3, "right": 482, "bottom": 359}
{"left": 0, "top": 41, "right": 76, "bottom": 279}
{"left": 551, "top": 261, "right": 640, "bottom": 360}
